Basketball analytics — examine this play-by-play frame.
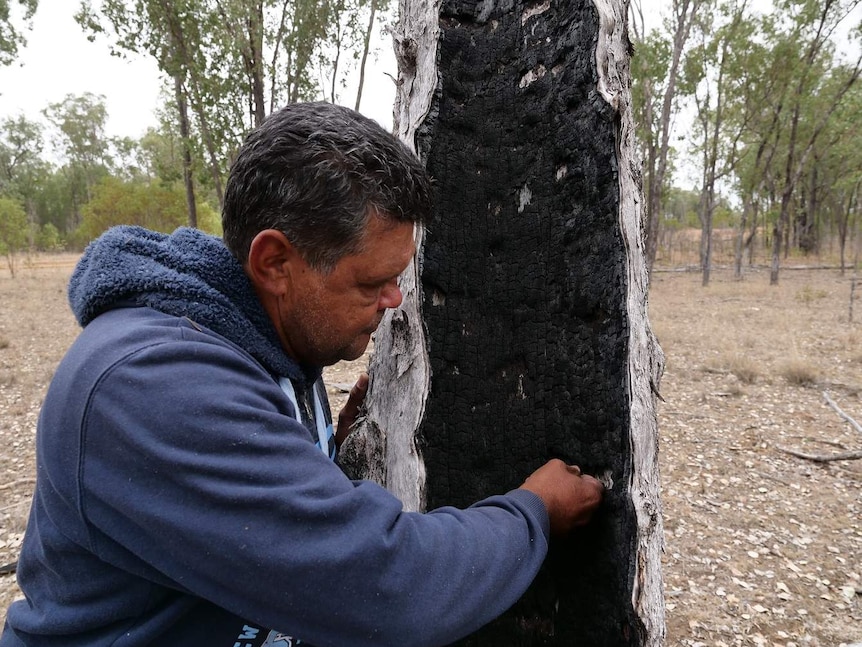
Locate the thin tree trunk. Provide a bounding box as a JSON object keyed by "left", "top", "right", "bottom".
{"left": 160, "top": 1, "right": 226, "bottom": 209}
{"left": 646, "top": 0, "right": 699, "bottom": 274}
{"left": 330, "top": 24, "right": 343, "bottom": 104}
{"left": 173, "top": 75, "right": 198, "bottom": 229}
{"left": 354, "top": 0, "right": 378, "bottom": 111}
{"left": 248, "top": 1, "right": 267, "bottom": 127}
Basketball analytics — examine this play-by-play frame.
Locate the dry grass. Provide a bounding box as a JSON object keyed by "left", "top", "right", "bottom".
{"left": 795, "top": 284, "right": 830, "bottom": 306}
{"left": 779, "top": 358, "right": 821, "bottom": 386}
{"left": 722, "top": 353, "right": 762, "bottom": 384}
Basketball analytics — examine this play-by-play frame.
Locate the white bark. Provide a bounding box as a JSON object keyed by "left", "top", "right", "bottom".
{"left": 348, "top": 2, "right": 667, "bottom": 643}
{"left": 342, "top": 0, "right": 443, "bottom": 513}
{"left": 593, "top": 0, "right": 667, "bottom": 644}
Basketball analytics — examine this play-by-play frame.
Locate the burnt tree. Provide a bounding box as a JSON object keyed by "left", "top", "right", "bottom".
{"left": 342, "top": 0, "right": 664, "bottom": 644}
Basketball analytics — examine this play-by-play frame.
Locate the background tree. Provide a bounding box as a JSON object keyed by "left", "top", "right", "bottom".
{"left": 814, "top": 80, "right": 862, "bottom": 272}
{"left": 764, "top": 0, "right": 862, "bottom": 284}
{"left": 76, "top": 176, "right": 221, "bottom": 243}
{"left": 0, "top": 115, "right": 51, "bottom": 249}
{"left": 630, "top": 0, "right": 701, "bottom": 273}
{"left": 0, "top": 195, "right": 28, "bottom": 276}
{"left": 76, "top": 0, "right": 389, "bottom": 221}
{"left": 686, "top": 0, "right": 760, "bottom": 285}
{"left": 0, "top": 0, "right": 37, "bottom": 65}
{"left": 630, "top": 0, "right": 862, "bottom": 278}
{"left": 43, "top": 92, "right": 113, "bottom": 231}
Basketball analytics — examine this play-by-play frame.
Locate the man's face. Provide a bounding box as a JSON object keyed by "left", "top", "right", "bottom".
{"left": 280, "top": 217, "right": 416, "bottom": 367}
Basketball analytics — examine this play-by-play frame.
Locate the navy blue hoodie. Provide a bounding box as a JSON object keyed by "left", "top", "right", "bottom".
{"left": 1, "top": 226, "right": 550, "bottom": 647}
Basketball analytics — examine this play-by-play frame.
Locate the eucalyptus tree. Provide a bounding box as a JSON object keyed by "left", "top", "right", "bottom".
{"left": 807, "top": 75, "right": 862, "bottom": 272}
{"left": 629, "top": 25, "right": 671, "bottom": 250}
{"left": 729, "top": 28, "right": 790, "bottom": 277}
{"left": 353, "top": 0, "right": 383, "bottom": 111}
{"left": 43, "top": 92, "right": 113, "bottom": 231}
{"left": 0, "top": 114, "right": 49, "bottom": 247}
{"left": 0, "top": 195, "right": 28, "bottom": 275}
{"left": 315, "top": 0, "right": 390, "bottom": 110}
{"left": 344, "top": 0, "right": 665, "bottom": 643}
{"left": 0, "top": 0, "right": 36, "bottom": 65}
{"left": 78, "top": 0, "right": 224, "bottom": 221}
{"left": 78, "top": 0, "right": 378, "bottom": 223}
{"left": 762, "top": 0, "right": 862, "bottom": 284}
{"left": 686, "top": 0, "right": 746, "bottom": 284}
{"left": 0, "top": 114, "right": 44, "bottom": 197}
{"left": 630, "top": 0, "right": 702, "bottom": 273}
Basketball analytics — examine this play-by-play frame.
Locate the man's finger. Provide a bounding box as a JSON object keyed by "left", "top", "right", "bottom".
{"left": 344, "top": 373, "right": 369, "bottom": 411}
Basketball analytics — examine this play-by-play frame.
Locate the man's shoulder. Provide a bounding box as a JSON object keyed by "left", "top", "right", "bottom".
{"left": 80, "top": 305, "right": 245, "bottom": 356}
{"left": 61, "top": 306, "right": 266, "bottom": 389}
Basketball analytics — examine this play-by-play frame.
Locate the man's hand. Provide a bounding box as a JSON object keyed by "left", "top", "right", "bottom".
{"left": 335, "top": 373, "right": 369, "bottom": 447}
{"left": 519, "top": 459, "right": 604, "bottom": 537}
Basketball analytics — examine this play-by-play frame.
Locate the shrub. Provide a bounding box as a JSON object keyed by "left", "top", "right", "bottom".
{"left": 779, "top": 359, "right": 819, "bottom": 386}
{"left": 35, "top": 222, "right": 64, "bottom": 252}
{"left": 75, "top": 177, "right": 222, "bottom": 243}
{"left": 795, "top": 284, "right": 828, "bottom": 306}
{"left": 724, "top": 354, "right": 760, "bottom": 384}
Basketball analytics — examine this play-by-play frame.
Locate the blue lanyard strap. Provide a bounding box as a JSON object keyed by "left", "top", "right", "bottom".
{"left": 278, "top": 377, "right": 333, "bottom": 458}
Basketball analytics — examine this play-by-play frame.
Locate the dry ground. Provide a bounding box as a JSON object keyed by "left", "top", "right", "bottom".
{"left": 0, "top": 253, "right": 860, "bottom": 646}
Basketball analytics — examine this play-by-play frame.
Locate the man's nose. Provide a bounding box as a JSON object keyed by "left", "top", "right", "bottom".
{"left": 379, "top": 281, "right": 403, "bottom": 310}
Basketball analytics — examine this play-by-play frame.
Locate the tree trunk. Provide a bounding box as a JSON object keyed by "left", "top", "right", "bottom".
{"left": 247, "top": 1, "right": 267, "bottom": 127}
{"left": 646, "top": 0, "right": 699, "bottom": 275}
{"left": 734, "top": 200, "right": 753, "bottom": 279}
{"left": 342, "top": 0, "right": 664, "bottom": 644}
{"left": 354, "top": 0, "right": 378, "bottom": 112}
{"left": 173, "top": 75, "right": 198, "bottom": 229}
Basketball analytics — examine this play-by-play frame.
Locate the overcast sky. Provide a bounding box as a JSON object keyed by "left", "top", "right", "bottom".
{"left": 1, "top": 0, "right": 856, "bottom": 146}
{"left": 0, "top": 0, "right": 399, "bottom": 140}
{"left": 0, "top": 0, "right": 164, "bottom": 138}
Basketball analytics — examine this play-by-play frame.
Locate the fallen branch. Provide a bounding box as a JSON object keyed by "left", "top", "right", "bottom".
{"left": 777, "top": 446, "right": 862, "bottom": 462}
{"left": 823, "top": 391, "right": 862, "bottom": 435}
{"left": 0, "top": 477, "right": 36, "bottom": 491}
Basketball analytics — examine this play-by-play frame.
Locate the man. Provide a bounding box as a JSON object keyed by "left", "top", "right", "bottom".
{"left": 1, "top": 102, "right": 603, "bottom": 646}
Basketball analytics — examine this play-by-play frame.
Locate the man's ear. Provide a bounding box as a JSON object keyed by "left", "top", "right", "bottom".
{"left": 246, "top": 229, "right": 304, "bottom": 297}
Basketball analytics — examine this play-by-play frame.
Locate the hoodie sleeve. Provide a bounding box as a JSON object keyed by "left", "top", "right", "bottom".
{"left": 67, "top": 318, "right": 550, "bottom": 647}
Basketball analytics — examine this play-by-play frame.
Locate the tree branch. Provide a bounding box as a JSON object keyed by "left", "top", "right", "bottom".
{"left": 0, "top": 477, "right": 35, "bottom": 491}
{"left": 823, "top": 391, "right": 862, "bottom": 435}
{"left": 777, "top": 446, "right": 862, "bottom": 462}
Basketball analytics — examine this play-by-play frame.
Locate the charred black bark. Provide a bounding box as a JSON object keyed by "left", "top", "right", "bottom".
{"left": 414, "top": 0, "right": 639, "bottom": 644}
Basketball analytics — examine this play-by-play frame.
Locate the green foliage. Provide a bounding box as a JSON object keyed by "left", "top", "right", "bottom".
{"left": 77, "top": 0, "right": 393, "bottom": 211}
{"left": 35, "top": 222, "right": 64, "bottom": 251}
{"left": 31, "top": 171, "right": 76, "bottom": 235}
{"left": 0, "top": 0, "right": 37, "bottom": 65}
{"left": 74, "top": 177, "right": 220, "bottom": 246}
{"left": 43, "top": 93, "right": 111, "bottom": 171}
{"left": 42, "top": 93, "right": 114, "bottom": 231}
{"left": 139, "top": 126, "right": 184, "bottom": 184}
{"left": 0, "top": 195, "right": 27, "bottom": 249}
{"left": 196, "top": 201, "right": 221, "bottom": 236}
{"left": 712, "top": 202, "right": 737, "bottom": 229}
{"left": 0, "top": 114, "right": 47, "bottom": 202}
{"left": 0, "top": 196, "right": 28, "bottom": 276}
{"left": 664, "top": 187, "right": 701, "bottom": 228}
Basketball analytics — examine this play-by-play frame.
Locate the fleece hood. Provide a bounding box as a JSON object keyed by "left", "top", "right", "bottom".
{"left": 68, "top": 225, "right": 317, "bottom": 385}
